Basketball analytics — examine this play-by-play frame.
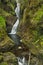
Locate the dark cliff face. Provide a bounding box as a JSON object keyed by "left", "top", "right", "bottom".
{"left": 6, "top": 15, "right": 17, "bottom": 33}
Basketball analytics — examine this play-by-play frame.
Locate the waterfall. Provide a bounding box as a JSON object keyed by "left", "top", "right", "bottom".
{"left": 8, "top": 0, "right": 28, "bottom": 65}
{"left": 10, "top": 19, "right": 19, "bottom": 34}
{"left": 17, "top": 57, "right": 28, "bottom": 65}
{"left": 8, "top": 0, "right": 28, "bottom": 64}
{"left": 8, "top": 0, "right": 22, "bottom": 45}
{"left": 9, "top": 0, "right": 20, "bottom": 34}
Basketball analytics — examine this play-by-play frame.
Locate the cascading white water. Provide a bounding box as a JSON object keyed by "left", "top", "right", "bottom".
{"left": 17, "top": 57, "right": 28, "bottom": 65}
{"left": 10, "top": 19, "right": 19, "bottom": 34}
{"left": 8, "top": 0, "right": 22, "bottom": 45}
{"left": 10, "top": 0, "right": 20, "bottom": 34}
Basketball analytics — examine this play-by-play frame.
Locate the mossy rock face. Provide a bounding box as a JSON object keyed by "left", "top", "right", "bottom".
{"left": 0, "top": 16, "right": 6, "bottom": 41}
{"left": 18, "top": 0, "right": 43, "bottom": 56}
{"left": 6, "top": 15, "right": 17, "bottom": 33}
{"left": 0, "top": 52, "right": 17, "bottom": 65}
{"left": 0, "top": 16, "right": 6, "bottom": 28}
{"left": 3, "top": 52, "right": 17, "bottom": 62}
{"left": 0, "top": 36, "right": 15, "bottom": 52}
{"left": 0, "top": 62, "right": 8, "bottom": 65}
{"left": 0, "top": 55, "right": 3, "bottom": 62}
{"left": 0, "top": 0, "right": 16, "bottom": 16}
{"left": 0, "top": 16, "right": 17, "bottom": 64}
{"left": 0, "top": 16, "right": 15, "bottom": 52}
{"left": 17, "top": 1, "right": 43, "bottom": 64}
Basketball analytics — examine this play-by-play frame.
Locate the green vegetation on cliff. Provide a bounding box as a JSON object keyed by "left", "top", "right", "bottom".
{"left": 18, "top": 0, "right": 43, "bottom": 63}
{"left": 0, "top": 16, "right": 5, "bottom": 27}
{"left": 0, "top": 16, "right": 6, "bottom": 39}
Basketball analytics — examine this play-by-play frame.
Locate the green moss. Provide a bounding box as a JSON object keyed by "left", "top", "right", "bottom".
{"left": 0, "top": 16, "right": 5, "bottom": 27}
{"left": 0, "top": 16, "right": 6, "bottom": 38}
{"left": 31, "top": 5, "right": 43, "bottom": 25}
{"left": 0, "top": 62, "right": 8, "bottom": 65}
{"left": 0, "top": 55, "right": 3, "bottom": 61}
{"left": 40, "top": 36, "right": 43, "bottom": 46}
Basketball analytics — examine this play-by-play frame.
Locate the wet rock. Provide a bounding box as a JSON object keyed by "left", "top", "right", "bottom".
{"left": 6, "top": 15, "right": 17, "bottom": 33}
{"left": 0, "top": 36, "right": 15, "bottom": 52}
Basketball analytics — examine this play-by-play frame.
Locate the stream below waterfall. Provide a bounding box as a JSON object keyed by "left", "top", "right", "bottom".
{"left": 17, "top": 56, "right": 28, "bottom": 65}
